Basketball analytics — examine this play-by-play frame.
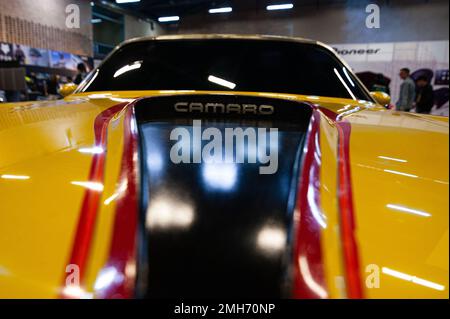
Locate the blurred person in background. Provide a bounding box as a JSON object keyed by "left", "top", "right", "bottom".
{"left": 45, "top": 74, "right": 61, "bottom": 100}
{"left": 74, "top": 63, "right": 87, "bottom": 85}
{"left": 14, "top": 45, "right": 26, "bottom": 64}
{"left": 414, "top": 76, "right": 434, "bottom": 114}
{"left": 396, "top": 68, "right": 415, "bottom": 112}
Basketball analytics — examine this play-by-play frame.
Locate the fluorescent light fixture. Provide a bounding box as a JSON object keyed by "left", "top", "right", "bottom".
{"left": 104, "top": 180, "right": 128, "bottom": 205}
{"left": 146, "top": 198, "right": 194, "bottom": 230}
{"left": 115, "top": 0, "right": 141, "bottom": 3}
{"left": 113, "top": 61, "right": 142, "bottom": 78}
{"left": 78, "top": 146, "right": 104, "bottom": 154}
{"left": 61, "top": 285, "right": 93, "bottom": 299}
{"left": 308, "top": 186, "right": 327, "bottom": 229}
{"left": 382, "top": 267, "right": 445, "bottom": 291}
{"left": 209, "top": 7, "right": 232, "bottom": 14}
{"left": 342, "top": 67, "right": 355, "bottom": 87}
{"left": 208, "top": 75, "right": 236, "bottom": 89}
{"left": 91, "top": 18, "right": 102, "bottom": 24}
{"left": 337, "top": 105, "right": 352, "bottom": 112}
{"left": 82, "top": 69, "right": 99, "bottom": 92}
{"left": 110, "top": 97, "right": 134, "bottom": 103}
{"left": 257, "top": 225, "right": 286, "bottom": 253}
{"left": 386, "top": 204, "right": 431, "bottom": 217}
{"left": 267, "top": 3, "right": 294, "bottom": 11}
{"left": 202, "top": 163, "right": 237, "bottom": 190}
{"left": 94, "top": 267, "right": 122, "bottom": 291}
{"left": 378, "top": 156, "right": 407, "bottom": 163}
{"left": 299, "top": 256, "right": 328, "bottom": 298}
{"left": 88, "top": 93, "right": 112, "bottom": 99}
{"left": 104, "top": 193, "right": 119, "bottom": 206}
{"left": 158, "top": 16, "right": 180, "bottom": 23}
{"left": 384, "top": 169, "right": 418, "bottom": 178}
{"left": 1, "top": 174, "right": 30, "bottom": 180}
{"left": 334, "top": 68, "right": 357, "bottom": 100}
{"left": 71, "top": 181, "right": 104, "bottom": 192}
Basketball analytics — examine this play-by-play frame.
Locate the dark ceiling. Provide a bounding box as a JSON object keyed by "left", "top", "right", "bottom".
{"left": 99, "top": 0, "right": 433, "bottom": 21}
{"left": 101, "top": 0, "right": 353, "bottom": 20}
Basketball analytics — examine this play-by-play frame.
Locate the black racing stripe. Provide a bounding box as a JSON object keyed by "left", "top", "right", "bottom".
{"left": 134, "top": 95, "right": 312, "bottom": 298}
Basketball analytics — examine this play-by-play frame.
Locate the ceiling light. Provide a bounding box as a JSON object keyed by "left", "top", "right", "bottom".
{"left": 113, "top": 61, "right": 142, "bottom": 78}
{"left": 71, "top": 181, "right": 104, "bottom": 192}
{"left": 257, "top": 225, "right": 286, "bottom": 253}
{"left": 209, "top": 7, "right": 233, "bottom": 14}
{"left": 115, "top": 0, "right": 141, "bottom": 4}
{"left": 382, "top": 267, "right": 445, "bottom": 291}
{"left": 146, "top": 198, "right": 194, "bottom": 230}
{"left": 78, "top": 146, "right": 104, "bottom": 154}
{"left": 386, "top": 204, "right": 431, "bottom": 217}
{"left": 383, "top": 169, "right": 418, "bottom": 178}
{"left": 334, "top": 68, "right": 357, "bottom": 100}
{"left": 61, "top": 285, "right": 93, "bottom": 299}
{"left": 202, "top": 163, "right": 237, "bottom": 190}
{"left": 378, "top": 156, "right": 407, "bottom": 163}
{"left": 158, "top": 16, "right": 180, "bottom": 23}
{"left": 91, "top": 18, "right": 102, "bottom": 24}
{"left": 1, "top": 174, "right": 30, "bottom": 180}
{"left": 208, "top": 75, "right": 236, "bottom": 89}
{"left": 266, "top": 3, "right": 294, "bottom": 11}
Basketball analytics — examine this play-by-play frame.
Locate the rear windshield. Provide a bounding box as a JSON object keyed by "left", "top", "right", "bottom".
{"left": 79, "top": 39, "right": 370, "bottom": 100}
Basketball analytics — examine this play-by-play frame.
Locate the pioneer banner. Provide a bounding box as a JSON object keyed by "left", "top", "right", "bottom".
{"left": 332, "top": 41, "right": 449, "bottom": 116}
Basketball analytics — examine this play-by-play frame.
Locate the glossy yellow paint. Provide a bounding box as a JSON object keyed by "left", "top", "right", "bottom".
{"left": 370, "top": 91, "right": 391, "bottom": 107}
{"left": 0, "top": 101, "right": 88, "bottom": 297}
{"left": 0, "top": 90, "right": 447, "bottom": 298}
{"left": 0, "top": 97, "right": 124, "bottom": 298}
{"left": 60, "top": 83, "right": 78, "bottom": 97}
{"left": 347, "top": 110, "right": 449, "bottom": 298}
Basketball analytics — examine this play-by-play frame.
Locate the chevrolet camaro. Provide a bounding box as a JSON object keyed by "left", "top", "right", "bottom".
{"left": 0, "top": 35, "right": 448, "bottom": 299}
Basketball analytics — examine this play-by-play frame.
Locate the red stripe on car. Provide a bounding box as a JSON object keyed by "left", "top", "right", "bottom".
{"left": 60, "top": 102, "right": 128, "bottom": 298}
{"left": 292, "top": 109, "right": 328, "bottom": 298}
{"left": 98, "top": 106, "right": 139, "bottom": 298}
{"left": 336, "top": 121, "right": 364, "bottom": 299}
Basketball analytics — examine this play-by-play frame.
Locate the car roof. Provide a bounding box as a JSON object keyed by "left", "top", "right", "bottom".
{"left": 122, "top": 33, "right": 318, "bottom": 47}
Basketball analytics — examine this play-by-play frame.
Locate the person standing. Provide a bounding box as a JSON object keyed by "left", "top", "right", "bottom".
{"left": 414, "top": 76, "right": 434, "bottom": 114}
{"left": 396, "top": 68, "right": 415, "bottom": 112}
{"left": 74, "top": 63, "right": 87, "bottom": 85}
{"left": 44, "top": 74, "right": 61, "bottom": 100}
{"left": 14, "top": 45, "right": 26, "bottom": 64}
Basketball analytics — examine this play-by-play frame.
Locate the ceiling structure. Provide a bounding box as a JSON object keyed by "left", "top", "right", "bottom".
{"left": 99, "top": 0, "right": 432, "bottom": 22}
{"left": 101, "top": 0, "right": 351, "bottom": 20}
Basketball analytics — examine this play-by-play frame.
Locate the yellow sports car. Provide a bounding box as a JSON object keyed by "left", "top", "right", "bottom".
{"left": 0, "top": 35, "right": 448, "bottom": 299}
